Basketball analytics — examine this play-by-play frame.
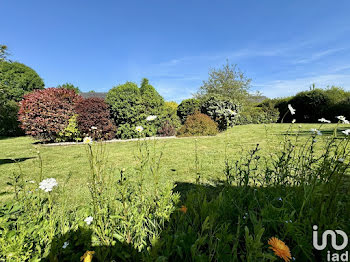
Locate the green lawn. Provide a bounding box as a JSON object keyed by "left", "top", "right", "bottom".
{"left": 0, "top": 123, "right": 347, "bottom": 205}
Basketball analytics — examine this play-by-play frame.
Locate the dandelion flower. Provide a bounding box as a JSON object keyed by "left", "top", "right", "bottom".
{"left": 83, "top": 137, "right": 93, "bottom": 145}
{"left": 135, "top": 126, "right": 144, "bottom": 132}
{"left": 146, "top": 115, "right": 157, "bottom": 121}
{"left": 288, "top": 104, "right": 296, "bottom": 115}
{"left": 342, "top": 129, "right": 350, "bottom": 135}
{"left": 84, "top": 216, "right": 93, "bottom": 225}
{"left": 268, "top": 237, "right": 292, "bottom": 262}
{"left": 39, "top": 178, "right": 58, "bottom": 192}
{"left": 318, "top": 118, "right": 331, "bottom": 123}
{"left": 62, "top": 241, "right": 69, "bottom": 249}
{"left": 179, "top": 205, "right": 187, "bottom": 213}
{"left": 80, "top": 251, "right": 95, "bottom": 262}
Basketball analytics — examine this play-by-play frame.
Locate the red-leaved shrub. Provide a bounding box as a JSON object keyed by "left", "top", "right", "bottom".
{"left": 18, "top": 88, "right": 83, "bottom": 141}
{"left": 74, "top": 97, "right": 116, "bottom": 140}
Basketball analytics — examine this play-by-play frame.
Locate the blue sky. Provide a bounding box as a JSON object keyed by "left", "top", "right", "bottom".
{"left": 1, "top": 0, "right": 350, "bottom": 102}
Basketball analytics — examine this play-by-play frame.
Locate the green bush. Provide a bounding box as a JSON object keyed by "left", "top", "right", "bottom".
{"left": 140, "top": 78, "right": 164, "bottom": 115}
{"left": 177, "top": 98, "right": 201, "bottom": 123}
{"left": 0, "top": 61, "right": 44, "bottom": 136}
{"left": 234, "top": 106, "right": 279, "bottom": 125}
{"left": 177, "top": 112, "right": 218, "bottom": 137}
{"left": 56, "top": 115, "right": 82, "bottom": 142}
{"left": 200, "top": 96, "right": 239, "bottom": 130}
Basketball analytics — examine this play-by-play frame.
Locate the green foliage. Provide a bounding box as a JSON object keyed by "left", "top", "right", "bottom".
{"left": 56, "top": 115, "right": 82, "bottom": 142}
{"left": 200, "top": 96, "right": 239, "bottom": 130}
{"left": 178, "top": 112, "right": 218, "bottom": 137}
{"left": 0, "top": 99, "right": 23, "bottom": 136}
{"left": 234, "top": 106, "right": 279, "bottom": 125}
{"left": 57, "top": 83, "right": 80, "bottom": 93}
{"left": 0, "top": 61, "right": 44, "bottom": 102}
{"left": 0, "top": 45, "right": 9, "bottom": 61}
{"left": 140, "top": 78, "right": 164, "bottom": 115}
{"left": 177, "top": 98, "right": 201, "bottom": 123}
{"left": 195, "top": 61, "right": 251, "bottom": 104}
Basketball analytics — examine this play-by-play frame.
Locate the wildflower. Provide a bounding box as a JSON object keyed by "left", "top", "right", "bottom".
{"left": 91, "top": 126, "right": 97, "bottom": 130}
{"left": 179, "top": 205, "right": 187, "bottom": 213}
{"left": 146, "top": 115, "right": 157, "bottom": 121}
{"left": 337, "top": 115, "right": 346, "bottom": 121}
{"left": 80, "top": 251, "right": 95, "bottom": 262}
{"left": 318, "top": 118, "right": 331, "bottom": 123}
{"left": 310, "top": 128, "right": 322, "bottom": 136}
{"left": 135, "top": 126, "right": 144, "bottom": 132}
{"left": 342, "top": 129, "right": 350, "bottom": 135}
{"left": 278, "top": 197, "right": 282, "bottom": 201}
{"left": 338, "top": 158, "right": 345, "bottom": 163}
{"left": 84, "top": 216, "right": 93, "bottom": 225}
{"left": 288, "top": 104, "right": 296, "bottom": 115}
{"left": 268, "top": 237, "right": 292, "bottom": 262}
{"left": 39, "top": 178, "right": 58, "bottom": 192}
{"left": 62, "top": 241, "right": 69, "bottom": 249}
{"left": 344, "top": 120, "right": 350, "bottom": 124}
{"left": 83, "top": 137, "right": 93, "bottom": 145}
{"left": 292, "top": 119, "right": 296, "bottom": 124}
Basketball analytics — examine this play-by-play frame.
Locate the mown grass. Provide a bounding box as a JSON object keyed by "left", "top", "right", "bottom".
{"left": 0, "top": 123, "right": 348, "bottom": 206}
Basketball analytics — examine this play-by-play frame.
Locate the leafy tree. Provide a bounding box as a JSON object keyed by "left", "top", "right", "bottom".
{"left": 140, "top": 78, "right": 164, "bottom": 114}
{"left": 177, "top": 112, "right": 218, "bottom": 137}
{"left": 57, "top": 83, "right": 80, "bottom": 93}
{"left": 0, "top": 61, "right": 44, "bottom": 102}
{"left": 195, "top": 61, "right": 251, "bottom": 104}
{"left": 177, "top": 98, "right": 201, "bottom": 123}
{"left": 0, "top": 45, "right": 9, "bottom": 61}
{"left": 106, "top": 82, "right": 142, "bottom": 126}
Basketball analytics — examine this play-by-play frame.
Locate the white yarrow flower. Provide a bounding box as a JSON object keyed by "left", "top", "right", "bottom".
{"left": 84, "top": 216, "right": 93, "bottom": 225}
{"left": 39, "top": 178, "right": 58, "bottom": 192}
{"left": 62, "top": 242, "right": 69, "bottom": 249}
{"left": 344, "top": 120, "right": 350, "bottom": 124}
{"left": 318, "top": 118, "right": 331, "bottom": 123}
{"left": 288, "top": 104, "right": 296, "bottom": 115}
{"left": 135, "top": 126, "right": 144, "bottom": 132}
{"left": 342, "top": 129, "right": 350, "bottom": 135}
{"left": 83, "top": 137, "right": 93, "bottom": 145}
{"left": 146, "top": 115, "right": 157, "bottom": 121}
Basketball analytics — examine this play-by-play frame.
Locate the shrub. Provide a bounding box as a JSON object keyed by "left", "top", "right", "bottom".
{"left": 177, "top": 112, "right": 218, "bottom": 137}
{"left": 0, "top": 61, "right": 44, "bottom": 102}
{"left": 56, "top": 114, "right": 81, "bottom": 142}
{"left": 177, "top": 98, "right": 201, "bottom": 123}
{"left": 234, "top": 106, "right": 279, "bottom": 125}
{"left": 74, "top": 97, "right": 116, "bottom": 140}
{"left": 140, "top": 78, "right": 164, "bottom": 115}
{"left": 18, "top": 88, "right": 83, "bottom": 142}
{"left": 158, "top": 120, "right": 176, "bottom": 136}
{"left": 57, "top": 83, "right": 80, "bottom": 94}
{"left": 0, "top": 61, "right": 44, "bottom": 136}
{"left": 200, "top": 96, "right": 239, "bottom": 130}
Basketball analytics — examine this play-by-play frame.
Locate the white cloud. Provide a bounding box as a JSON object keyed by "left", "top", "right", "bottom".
{"left": 292, "top": 48, "right": 346, "bottom": 64}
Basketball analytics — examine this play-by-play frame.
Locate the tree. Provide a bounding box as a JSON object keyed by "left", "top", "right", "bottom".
{"left": 140, "top": 78, "right": 164, "bottom": 114}
{"left": 57, "top": 83, "right": 80, "bottom": 93}
{"left": 0, "top": 61, "right": 44, "bottom": 102}
{"left": 0, "top": 45, "right": 9, "bottom": 61}
{"left": 177, "top": 98, "right": 201, "bottom": 123}
{"left": 195, "top": 61, "right": 251, "bottom": 104}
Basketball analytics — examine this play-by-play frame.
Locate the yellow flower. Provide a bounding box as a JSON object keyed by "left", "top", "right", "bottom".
{"left": 268, "top": 237, "right": 292, "bottom": 262}
{"left": 179, "top": 205, "right": 187, "bottom": 213}
{"left": 80, "top": 251, "right": 95, "bottom": 262}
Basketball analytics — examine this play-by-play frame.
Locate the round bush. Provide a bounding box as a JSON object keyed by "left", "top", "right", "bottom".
{"left": 18, "top": 88, "right": 83, "bottom": 142}
{"left": 177, "top": 112, "right": 218, "bottom": 137}
{"left": 74, "top": 97, "right": 116, "bottom": 140}
{"left": 177, "top": 98, "right": 201, "bottom": 123}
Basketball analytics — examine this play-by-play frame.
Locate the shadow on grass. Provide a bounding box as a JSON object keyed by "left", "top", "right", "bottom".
{"left": 45, "top": 180, "right": 350, "bottom": 261}
{"left": 0, "top": 157, "right": 36, "bottom": 166}
{"left": 281, "top": 128, "right": 347, "bottom": 137}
